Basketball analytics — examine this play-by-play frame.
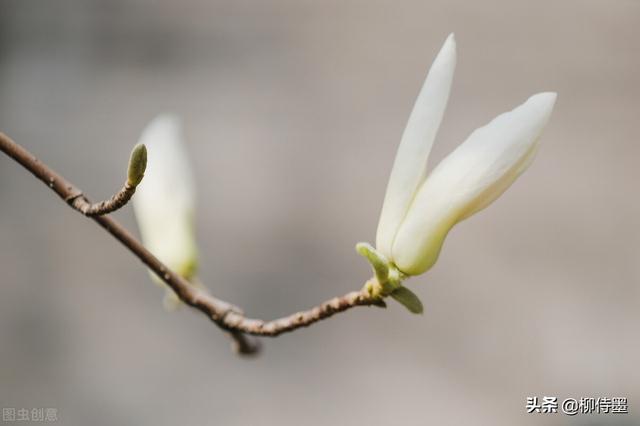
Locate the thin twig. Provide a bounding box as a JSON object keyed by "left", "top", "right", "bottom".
{"left": 222, "top": 290, "right": 374, "bottom": 336}
{"left": 70, "top": 183, "right": 137, "bottom": 216}
{"left": 0, "top": 132, "right": 378, "bottom": 354}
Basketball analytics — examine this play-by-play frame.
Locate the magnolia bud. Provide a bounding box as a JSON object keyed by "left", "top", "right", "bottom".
{"left": 372, "top": 34, "right": 556, "bottom": 277}
{"left": 132, "top": 114, "right": 200, "bottom": 309}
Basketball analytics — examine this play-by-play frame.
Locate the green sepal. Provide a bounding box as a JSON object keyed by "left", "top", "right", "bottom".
{"left": 390, "top": 286, "right": 423, "bottom": 314}
{"left": 355, "top": 242, "right": 389, "bottom": 285}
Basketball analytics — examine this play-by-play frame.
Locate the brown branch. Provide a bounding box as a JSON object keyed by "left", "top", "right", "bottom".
{"left": 0, "top": 132, "right": 379, "bottom": 354}
{"left": 70, "top": 183, "right": 137, "bottom": 216}
{"left": 222, "top": 290, "right": 375, "bottom": 336}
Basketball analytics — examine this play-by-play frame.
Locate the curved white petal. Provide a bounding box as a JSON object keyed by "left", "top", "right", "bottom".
{"left": 133, "top": 114, "right": 199, "bottom": 281}
{"left": 392, "top": 92, "right": 557, "bottom": 275}
{"left": 376, "top": 33, "right": 457, "bottom": 258}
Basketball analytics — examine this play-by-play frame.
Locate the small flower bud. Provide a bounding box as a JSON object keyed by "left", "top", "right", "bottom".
{"left": 127, "top": 143, "right": 147, "bottom": 187}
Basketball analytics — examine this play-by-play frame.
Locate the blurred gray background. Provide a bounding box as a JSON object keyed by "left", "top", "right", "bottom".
{"left": 0, "top": 0, "right": 638, "bottom": 425}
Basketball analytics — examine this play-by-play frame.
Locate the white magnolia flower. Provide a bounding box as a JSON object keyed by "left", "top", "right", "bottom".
{"left": 375, "top": 34, "right": 557, "bottom": 276}
{"left": 133, "top": 114, "right": 201, "bottom": 309}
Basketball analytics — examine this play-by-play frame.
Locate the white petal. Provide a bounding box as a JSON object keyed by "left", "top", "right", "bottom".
{"left": 392, "top": 92, "right": 557, "bottom": 275}
{"left": 132, "top": 114, "right": 199, "bottom": 280}
{"left": 376, "top": 34, "right": 457, "bottom": 258}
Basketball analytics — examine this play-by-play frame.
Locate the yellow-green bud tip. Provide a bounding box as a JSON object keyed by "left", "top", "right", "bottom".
{"left": 127, "top": 143, "right": 147, "bottom": 187}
